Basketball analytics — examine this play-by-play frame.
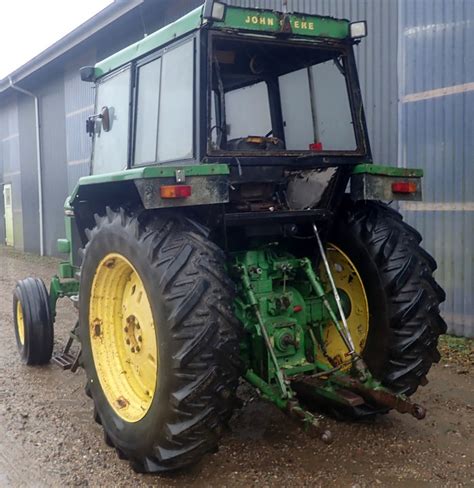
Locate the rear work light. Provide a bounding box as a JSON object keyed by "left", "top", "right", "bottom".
{"left": 203, "top": 1, "right": 226, "bottom": 21}
{"left": 350, "top": 21, "right": 367, "bottom": 39}
{"left": 391, "top": 181, "right": 418, "bottom": 194}
{"left": 160, "top": 185, "right": 192, "bottom": 199}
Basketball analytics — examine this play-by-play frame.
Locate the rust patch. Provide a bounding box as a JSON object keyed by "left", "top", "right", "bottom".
{"left": 116, "top": 396, "right": 129, "bottom": 409}
{"left": 92, "top": 319, "right": 102, "bottom": 338}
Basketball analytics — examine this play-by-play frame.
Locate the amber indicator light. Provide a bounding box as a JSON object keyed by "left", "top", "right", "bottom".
{"left": 160, "top": 185, "right": 192, "bottom": 199}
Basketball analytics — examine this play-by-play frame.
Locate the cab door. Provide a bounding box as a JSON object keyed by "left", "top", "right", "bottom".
{"left": 3, "top": 184, "right": 13, "bottom": 246}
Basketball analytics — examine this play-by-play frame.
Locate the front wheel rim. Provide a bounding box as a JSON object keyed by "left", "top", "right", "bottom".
{"left": 89, "top": 253, "right": 158, "bottom": 423}
{"left": 16, "top": 301, "right": 25, "bottom": 346}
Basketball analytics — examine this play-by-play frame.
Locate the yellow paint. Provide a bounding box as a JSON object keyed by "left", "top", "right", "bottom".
{"left": 316, "top": 244, "right": 369, "bottom": 369}
{"left": 244, "top": 15, "right": 274, "bottom": 26}
{"left": 16, "top": 301, "right": 25, "bottom": 346}
{"left": 243, "top": 14, "right": 315, "bottom": 31}
{"left": 292, "top": 20, "right": 314, "bottom": 31}
{"left": 89, "top": 253, "right": 158, "bottom": 423}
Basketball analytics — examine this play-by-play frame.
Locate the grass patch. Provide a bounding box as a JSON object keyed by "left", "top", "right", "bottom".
{"left": 439, "top": 335, "right": 474, "bottom": 371}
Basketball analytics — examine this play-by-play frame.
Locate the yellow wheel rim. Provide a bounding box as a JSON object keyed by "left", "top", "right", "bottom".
{"left": 89, "top": 253, "right": 158, "bottom": 423}
{"left": 316, "top": 244, "right": 369, "bottom": 369}
{"left": 17, "top": 301, "right": 25, "bottom": 346}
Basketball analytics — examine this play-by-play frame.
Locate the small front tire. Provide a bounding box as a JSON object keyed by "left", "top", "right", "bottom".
{"left": 13, "top": 278, "right": 54, "bottom": 365}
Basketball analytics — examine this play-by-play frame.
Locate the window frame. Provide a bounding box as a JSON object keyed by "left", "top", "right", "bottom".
{"left": 91, "top": 64, "right": 133, "bottom": 176}
{"left": 205, "top": 30, "right": 372, "bottom": 163}
{"left": 130, "top": 34, "right": 198, "bottom": 168}
{"left": 132, "top": 56, "right": 163, "bottom": 166}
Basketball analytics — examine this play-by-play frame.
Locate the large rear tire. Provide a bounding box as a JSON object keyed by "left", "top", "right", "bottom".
{"left": 79, "top": 208, "right": 241, "bottom": 472}
{"left": 332, "top": 201, "right": 447, "bottom": 401}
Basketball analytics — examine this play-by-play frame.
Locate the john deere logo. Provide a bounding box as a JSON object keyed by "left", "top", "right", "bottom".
{"left": 244, "top": 15, "right": 275, "bottom": 26}
{"left": 244, "top": 15, "right": 316, "bottom": 31}
{"left": 292, "top": 20, "right": 315, "bottom": 31}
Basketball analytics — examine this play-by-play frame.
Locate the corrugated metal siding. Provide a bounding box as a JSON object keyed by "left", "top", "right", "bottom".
{"left": 18, "top": 95, "right": 40, "bottom": 254}
{"left": 399, "top": 0, "right": 474, "bottom": 337}
{"left": 0, "top": 98, "right": 23, "bottom": 249}
{"left": 39, "top": 75, "right": 69, "bottom": 256}
{"left": 227, "top": 0, "right": 399, "bottom": 164}
{"left": 64, "top": 53, "right": 96, "bottom": 193}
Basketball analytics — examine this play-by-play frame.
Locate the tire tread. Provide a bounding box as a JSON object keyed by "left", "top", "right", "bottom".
{"left": 81, "top": 208, "right": 242, "bottom": 472}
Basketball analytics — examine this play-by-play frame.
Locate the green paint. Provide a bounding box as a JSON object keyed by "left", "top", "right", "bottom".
{"left": 232, "top": 245, "right": 408, "bottom": 423}
{"left": 93, "top": 5, "right": 352, "bottom": 78}
{"left": 64, "top": 214, "right": 76, "bottom": 268}
{"left": 244, "top": 370, "right": 287, "bottom": 410}
{"left": 95, "top": 6, "right": 204, "bottom": 78}
{"left": 353, "top": 163, "right": 424, "bottom": 178}
{"left": 70, "top": 164, "right": 230, "bottom": 201}
{"left": 63, "top": 196, "right": 73, "bottom": 212}
{"left": 59, "top": 263, "right": 75, "bottom": 279}
{"left": 229, "top": 243, "right": 425, "bottom": 423}
{"left": 218, "top": 8, "right": 349, "bottom": 39}
{"left": 218, "top": 8, "right": 280, "bottom": 33}
{"left": 57, "top": 239, "right": 71, "bottom": 254}
{"left": 232, "top": 246, "right": 346, "bottom": 389}
{"left": 49, "top": 276, "right": 80, "bottom": 321}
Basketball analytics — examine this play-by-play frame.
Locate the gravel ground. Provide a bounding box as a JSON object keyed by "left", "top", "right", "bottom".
{"left": 0, "top": 246, "right": 473, "bottom": 487}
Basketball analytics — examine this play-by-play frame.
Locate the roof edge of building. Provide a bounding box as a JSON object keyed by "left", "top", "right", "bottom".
{"left": 0, "top": 0, "right": 144, "bottom": 95}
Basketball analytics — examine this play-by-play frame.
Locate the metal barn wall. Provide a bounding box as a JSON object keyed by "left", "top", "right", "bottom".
{"left": 64, "top": 52, "right": 96, "bottom": 194}
{"left": 1, "top": 1, "right": 471, "bottom": 338}
{"left": 38, "top": 75, "right": 69, "bottom": 257}
{"left": 0, "top": 148, "right": 4, "bottom": 245}
{"left": 0, "top": 97, "right": 23, "bottom": 250}
{"left": 227, "top": 0, "right": 400, "bottom": 165}
{"left": 399, "top": 0, "right": 474, "bottom": 337}
{"left": 18, "top": 95, "right": 40, "bottom": 254}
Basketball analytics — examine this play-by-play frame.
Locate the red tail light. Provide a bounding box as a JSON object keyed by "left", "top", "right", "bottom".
{"left": 391, "top": 182, "right": 417, "bottom": 194}
{"left": 309, "top": 142, "right": 323, "bottom": 152}
{"left": 160, "top": 185, "right": 192, "bottom": 199}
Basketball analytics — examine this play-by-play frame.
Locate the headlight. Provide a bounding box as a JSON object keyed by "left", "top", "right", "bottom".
{"left": 350, "top": 21, "right": 367, "bottom": 39}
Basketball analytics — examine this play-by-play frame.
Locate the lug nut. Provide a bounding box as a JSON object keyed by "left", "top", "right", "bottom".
{"left": 126, "top": 339, "right": 130, "bottom": 345}
{"left": 124, "top": 327, "right": 129, "bottom": 333}
{"left": 138, "top": 336, "right": 143, "bottom": 342}
{"left": 136, "top": 346, "right": 140, "bottom": 352}
{"left": 131, "top": 347, "right": 135, "bottom": 353}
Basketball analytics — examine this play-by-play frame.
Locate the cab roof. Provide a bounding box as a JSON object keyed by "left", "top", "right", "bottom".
{"left": 92, "top": 3, "right": 350, "bottom": 80}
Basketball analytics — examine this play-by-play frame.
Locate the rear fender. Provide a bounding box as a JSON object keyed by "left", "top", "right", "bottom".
{"left": 351, "top": 164, "right": 423, "bottom": 201}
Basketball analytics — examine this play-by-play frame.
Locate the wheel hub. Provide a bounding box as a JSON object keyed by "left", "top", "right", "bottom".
{"left": 316, "top": 244, "right": 370, "bottom": 369}
{"left": 124, "top": 315, "right": 143, "bottom": 353}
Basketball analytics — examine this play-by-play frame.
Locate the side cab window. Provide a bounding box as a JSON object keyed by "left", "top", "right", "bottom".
{"left": 92, "top": 67, "right": 131, "bottom": 175}
{"left": 133, "top": 38, "right": 195, "bottom": 166}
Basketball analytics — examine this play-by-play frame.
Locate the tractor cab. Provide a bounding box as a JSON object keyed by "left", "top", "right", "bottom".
{"left": 83, "top": 1, "right": 370, "bottom": 178}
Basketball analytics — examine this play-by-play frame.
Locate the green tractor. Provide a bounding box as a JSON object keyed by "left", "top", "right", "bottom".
{"left": 12, "top": 1, "right": 446, "bottom": 473}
